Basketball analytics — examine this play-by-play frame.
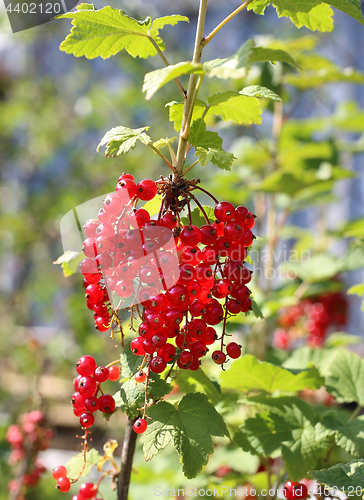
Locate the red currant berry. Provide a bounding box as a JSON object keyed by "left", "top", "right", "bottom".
{"left": 98, "top": 394, "right": 116, "bottom": 413}
{"left": 52, "top": 465, "right": 67, "bottom": 480}
{"left": 94, "top": 366, "right": 109, "bottom": 383}
{"left": 158, "top": 343, "right": 176, "bottom": 362}
{"left": 76, "top": 355, "right": 97, "bottom": 376}
{"left": 77, "top": 376, "right": 97, "bottom": 398}
{"left": 136, "top": 179, "right": 157, "bottom": 201}
{"left": 151, "top": 332, "right": 167, "bottom": 349}
{"left": 160, "top": 212, "right": 177, "bottom": 229}
{"left": 133, "top": 208, "right": 150, "bottom": 227}
{"left": 133, "top": 418, "right": 147, "bottom": 434}
{"left": 235, "top": 206, "right": 249, "bottom": 223}
{"left": 148, "top": 294, "right": 169, "bottom": 312}
{"left": 189, "top": 340, "right": 207, "bottom": 358}
{"left": 150, "top": 356, "right": 167, "bottom": 373}
{"left": 166, "top": 284, "right": 189, "bottom": 308}
{"left": 214, "top": 201, "right": 235, "bottom": 222}
{"left": 71, "top": 392, "right": 86, "bottom": 410}
{"left": 226, "top": 342, "right": 241, "bottom": 359}
{"left": 95, "top": 315, "right": 110, "bottom": 332}
{"left": 56, "top": 476, "right": 71, "bottom": 492}
{"left": 212, "top": 350, "right": 226, "bottom": 365}
{"left": 85, "top": 397, "right": 100, "bottom": 413}
{"left": 108, "top": 366, "right": 121, "bottom": 382}
{"left": 200, "top": 224, "right": 218, "bottom": 245}
{"left": 180, "top": 225, "right": 202, "bottom": 246}
{"left": 80, "top": 412, "right": 95, "bottom": 428}
{"left": 131, "top": 337, "right": 146, "bottom": 356}
{"left": 79, "top": 482, "right": 97, "bottom": 499}
{"left": 116, "top": 178, "right": 137, "bottom": 199}
{"left": 179, "top": 350, "right": 193, "bottom": 366}
{"left": 135, "top": 371, "right": 147, "bottom": 383}
{"left": 224, "top": 221, "right": 243, "bottom": 241}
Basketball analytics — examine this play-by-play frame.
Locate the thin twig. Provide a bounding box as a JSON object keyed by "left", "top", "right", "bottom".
{"left": 202, "top": 0, "right": 254, "bottom": 46}
{"left": 182, "top": 159, "right": 199, "bottom": 177}
{"left": 189, "top": 193, "right": 210, "bottom": 223}
{"left": 148, "top": 144, "right": 176, "bottom": 173}
{"left": 147, "top": 36, "right": 186, "bottom": 99}
{"left": 193, "top": 185, "right": 218, "bottom": 204}
{"left": 117, "top": 418, "right": 138, "bottom": 500}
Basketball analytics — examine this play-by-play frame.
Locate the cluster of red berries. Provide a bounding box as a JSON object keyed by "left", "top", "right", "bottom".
{"left": 80, "top": 173, "right": 255, "bottom": 374}
{"left": 273, "top": 292, "right": 348, "bottom": 350}
{"left": 72, "top": 355, "right": 120, "bottom": 429}
{"left": 6, "top": 410, "right": 53, "bottom": 495}
{"left": 283, "top": 481, "right": 308, "bottom": 499}
{"left": 53, "top": 466, "right": 101, "bottom": 498}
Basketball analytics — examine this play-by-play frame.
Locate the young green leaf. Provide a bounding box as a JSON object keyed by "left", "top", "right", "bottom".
{"left": 252, "top": 300, "right": 264, "bottom": 319}
{"left": 65, "top": 449, "right": 103, "bottom": 478}
{"left": 120, "top": 373, "right": 172, "bottom": 419}
{"left": 166, "top": 99, "right": 207, "bottom": 132}
{"left": 120, "top": 341, "right": 143, "bottom": 378}
{"left": 220, "top": 354, "right": 324, "bottom": 393}
{"left": 57, "top": 6, "right": 189, "bottom": 59}
{"left": 143, "top": 392, "right": 229, "bottom": 479}
{"left": 204, "top": 39, "right": 254, "bottom": 79}
{"left": 180, "top": 205, "right": 215, "bottom": 227}
{"left": 152, "top": 137, "right": 176, "bottom": 150}
{"left": 188, "top": 118, "right": 236, "bottom": 171}
{"left": 207, "top": 91, "right": 263, "bottom": 125}
{"left": 53, "top": 250, "right": 83, "bottom": 277}
{"left": 143, "top": 62, "right": 204, "bottom": 100}
{"left": 310, "top": 459, "right": 364, "bottom": 492}
{"left": 240, "top": 85, "right": 281, "bottom": 102}
{"left": 321, "top": 413, "right": 364, "bottom": 458}
{"left": 247, "top": 0, "right": 334, "bottom": 32}
{"left": 324, "top": 349, "right": 364, "bottom": 405}
{"left": 249, "top": 47, "right": 301, "bottom": 69}
{"left": 97, "top": 126, "right": 151, "bottom": 157}
{"left": 176, "top": 368, "right": 221, "bottom": 405}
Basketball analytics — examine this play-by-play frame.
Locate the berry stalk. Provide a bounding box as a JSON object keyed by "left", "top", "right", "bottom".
{"left": 117, "top": 418, "right": 138, "bottom": 500}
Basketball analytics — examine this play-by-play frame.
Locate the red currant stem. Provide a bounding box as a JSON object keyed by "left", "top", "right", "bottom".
{"left": 139, "top": 354, "right": 148, "bottom": 372}
{"left": 117, "top": 417, "right": 138, "bottom": 500}
{"left": 143, "top": 359, "right": 151, "bottom": 419}
{"left": 182, "top": 159, "right": 199, "bottom": 177}
{"left": 220, "top": 298, "right": 229, "bottom": 352}
{"left": 147, "top": 144, "right": 176, "bottom": 173}
{"left": 146, "top": 36, "right": 186, "bottom": 100}
{"left": 189, "top": 193, "right": 210, "bottom": 223}
{"left": 201, "top": 0, "right": 254, "bottom": 47}
{"left": 193, "top": 185, "right": 218, "bottom": 204}
{"left": 164, "top": 361, "right": 176, "bottom": 380}
{"left": 71, "top": 430, "right": 89, "bottom": 483}
{"left": 96, "top": 471, "right": 108, "bottom": 489}
{"left": 187, "top": 200, "right": 193, "bottom": 225}
{"left": 106, "top": 359, "right": 121, "bottom": 369}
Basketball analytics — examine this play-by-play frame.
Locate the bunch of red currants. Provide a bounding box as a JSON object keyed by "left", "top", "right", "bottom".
{"left": 273, "top": 292, "right": 348, "bottom": 350}
{"left": 6, "top": 410, "right": 53, "bottom": 495}
{"left": 72, "top": 355, "right": 120, "bottom": 428}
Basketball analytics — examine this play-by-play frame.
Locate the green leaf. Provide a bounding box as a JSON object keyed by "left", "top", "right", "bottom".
{"left": 249, "top": 47, "right": 301, "bottom": 69}
{"left": 176, "top": 368, "right": 221, "bottom": 405}
{"left": 236, "top": 395, "right": 333, "bottom": 478}
{"left": 220, "top": 354, "right": 324, "bottom": 394}
{"left": 53, "top": 250, "right": 83, "bottom": 277}
{"left": 324, "top": 333, "right": 362, "bottom": 348}
{"left": 188, "top": 118, "right": 235, "bottom": 171}
{"left": 120, "top": 340, "right": 143, "bottom": 378}
{"left": 149, "top": 15, "right": 189, "bottom": 38}
{"left": 204, "top": 39, "right": 254, "bottom": 80}
{"left": 310, "top": 459, "right": 364, "bottom": 492}
{"left": 207, "top": 91, "right": 263, "bottom": 125}
{"left": 152, "top": 137, "right": 176, "bottom": 150}
{"left": 57, "top": 6, "right": 188, "bottom": 59}
{"left": 143, "top": 393, "right": 229, "bottom": 479}
{"left": 235, "top": 412, "right": 293, "bottom": 457}
{"left": 195, "top": 147, "right": 236, "bottom": 171}
{"left": 65, "top": 449, "right": 103, "bottom": 478}
{"left": 97, "top": 126, "right": 151, "bottom": 157}
{"left": 119, "top": 341, "right": 171, "bottom": 418}
{"left": 348, "top": 283, "right": 364, "bottom": 297}
{"left": 166, "top": 99, "right": 206, "bottom": 132}
{"left": 143, "top": 62, "right": 204, "bottom": 100}
{"left": 180, "top": 205, "right": 214, "bottom": 227}
{"left": 321, "top": 413, "right": 364, "bottom": 457}
{"left": 247, "top": 0, "right": 334, "bottom": 32}
{"left": 252, "top": 300, "right": 264, "bottom": 319}
{"left": 240, "top": 85, "right": 281, "bottom": 102}
{"left": 283, "top": 346, "right": 337, "bottom": 376}
{"left": 285, "top": 65, "right": 364, "bottom": 89}
{"left": 324, "top": 349, "right": 364, "bottom": 405}
{"left": 120, "top": 373, "right": 172, "bottom": 419}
